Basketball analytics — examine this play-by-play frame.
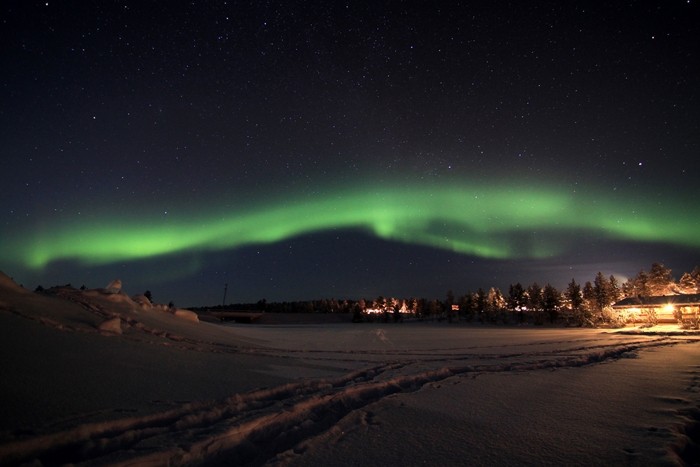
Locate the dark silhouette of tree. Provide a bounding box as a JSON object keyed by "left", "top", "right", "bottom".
{"left": 459, "top": 293, "right": 475, "bottom": 322}
{"left": 445, "top": 290, "right": 455, "bottom": 322}
{"left": 445, "top": 290, "right": 455, "bottom": 307}
{"left": 427, "top": 299, "right": 441, "bottom": 320}
{"left": 352, "top": 302, "right": 364, "bottom": 323}
{"left": 542, "top": 283, "right": 561, "bottom": 323}
{"left": 592, "top": 272, "right": 612, "bottom": 317}
{"left": 608, "top": 275, "right": 621, "bottom": 304}
{"left": 508, "top": 283, "right": 526, "bottom": 323}
{"left": 416, "top": 298, "right": 427, "bottom": 320}
{"left": 565, "top": 278, "right": 583, "bottom": 325}
{"left": 526, "top": 282, "right": 543, "bottom": 324}
{"left": 475, "top": 288, "right": 487, "bottom": 323}
{"left": 391, "top": 298, "right": 402, "bottom": 322}
{"left": 144, "top": 290, "right": 153, "bottom": 303}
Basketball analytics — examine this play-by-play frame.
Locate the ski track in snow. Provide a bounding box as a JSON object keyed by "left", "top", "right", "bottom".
{"left": 1, "top": 333, "right": 699, "bottom": 466}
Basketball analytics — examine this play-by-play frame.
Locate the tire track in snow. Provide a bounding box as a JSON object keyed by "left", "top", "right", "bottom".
{"left": 668, "top": 364, "right": 700, "bottom": 465}
{"left": 0, "top": 337, "right": 694, "bottom": 466}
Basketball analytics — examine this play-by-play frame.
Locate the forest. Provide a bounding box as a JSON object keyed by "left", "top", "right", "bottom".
{"left": 192, "top": 263, "right": 700, "bottom": 327}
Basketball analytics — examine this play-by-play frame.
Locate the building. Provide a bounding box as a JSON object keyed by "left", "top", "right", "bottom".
{"left": 612, "top": 294, "right": 700, "bottom": 323}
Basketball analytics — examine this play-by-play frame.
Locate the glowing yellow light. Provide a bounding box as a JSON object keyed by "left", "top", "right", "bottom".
{"left": 663, "top": 304, "right": 675, "bottom": 313}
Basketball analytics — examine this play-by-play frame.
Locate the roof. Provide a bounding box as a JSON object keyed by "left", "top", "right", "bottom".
{"left": 613, "top": 293, "right": 700, "bottom": 308}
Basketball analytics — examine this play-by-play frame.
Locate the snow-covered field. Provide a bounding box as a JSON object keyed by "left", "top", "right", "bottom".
{"left": 0, "top": 273, "right": 698, "bottom": 466}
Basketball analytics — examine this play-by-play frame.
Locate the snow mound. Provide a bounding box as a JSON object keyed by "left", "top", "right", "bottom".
{"left": 173, "top": 309, "right": 199, "bottom": 323}
{"left": 104, "top": 279, "right": 122, "bottom": 294}
{"left": 0, "top": 271, "right": 28, "bottom": 294}
{"left": 98, "top": 317, "right": 122, "bottom": 334}
{"left": 131, "top": 294, "right": 152, "bottom": 310}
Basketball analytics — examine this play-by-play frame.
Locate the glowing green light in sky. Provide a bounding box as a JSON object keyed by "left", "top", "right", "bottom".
{"left": 3, "top": 180, "right": 699, "bottom": 270}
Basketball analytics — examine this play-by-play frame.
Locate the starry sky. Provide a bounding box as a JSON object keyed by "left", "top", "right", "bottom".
{"left": 1, "top": 1, "right": 699, "bottom": 306}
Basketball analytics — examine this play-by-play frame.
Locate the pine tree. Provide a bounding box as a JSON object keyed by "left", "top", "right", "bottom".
{"left": 459, "top": 293, "right": 475, "bottom": 322}
{"left": 486, "top": 287, "right": 505, "bottom": 323}
{"left": 565, "top": 278, "right": 583, "bottom": 326}
{"left": 542, "top": 283, "right": 561, "bottom": 323}
{"left": 678, "top": 272, "right": 697, "bottom": 294}
{"left": 352, "top": 302, "right": 364, "bottom": 322}
{"left": 593, "top": 272, "right": 612, "bottom": 314}
{"left": 475, "top": 288, "right": 487, "bottom": 322}
{"left": 445, "top": 290, "right": 455, "bottom": 322}
{"left": 624, "top": 269, "right": 651, "bottom": 297}
{"left": 647, "top": 263, "right": 674, "bottom": 295}
{"left": 581, "top": 281, "right": 596, "bottom": 325}
{"left": 526, "top": 282, "right": 543, "bottom": 324}
{"left": 608, "top": 275, "right": 621, "bottom": 303}
{"left": 690, "top": 266, "right": 700, "bottom": 292}
{"left": 508, "top": 283, "right": 526, "bottom": 322}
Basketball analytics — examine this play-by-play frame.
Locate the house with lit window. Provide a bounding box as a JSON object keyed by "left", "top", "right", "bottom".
{"left": 612, "top": 293, "right": 700, "bottom": 323}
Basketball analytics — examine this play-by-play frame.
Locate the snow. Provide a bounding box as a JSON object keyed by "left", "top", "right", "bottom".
{"left": 0, "top": 273, "right": 699, "bottom": 465}
{"left": 173, "top": 308, "right": 200, "bottom": 323}
{"left": 97, "top": 316, "right": 122, "bottom": 334}
{"left": 104, "top": 278, "right": 122, "bottom": 294}
{"left": 0, "top": 272, "right": 28, "bottom": 294}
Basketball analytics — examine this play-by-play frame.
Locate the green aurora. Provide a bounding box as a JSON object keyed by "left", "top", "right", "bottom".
{"left": 3, "top": 181, "right": 698, "bottom": 271}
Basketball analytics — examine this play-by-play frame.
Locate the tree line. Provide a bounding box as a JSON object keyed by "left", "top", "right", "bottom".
{"left": 194, "top": 263, "right": 700, "bottom": 326}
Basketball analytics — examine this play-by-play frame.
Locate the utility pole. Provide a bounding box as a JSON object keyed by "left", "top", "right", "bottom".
{"left": 222, "top": 283, "right": 228, "bottom": 307}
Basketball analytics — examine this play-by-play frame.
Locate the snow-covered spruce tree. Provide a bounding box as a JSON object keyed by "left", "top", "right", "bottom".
{"left": 647, "top": 262, "right": 675, "bottom": 295}
{"left": 486, "top": 287, "right": 506, "bottom": 323}
{"left": 678, "top": 272, "right": 697, "bottom": 294}
{"left": 565, "top": 278, "right": 583, "bottom": 326}
{"left": 622, "top": 269, "right": 651, "bottom": 298}
{"left": 581, "top": 281, "right": 597, "bottom": 326}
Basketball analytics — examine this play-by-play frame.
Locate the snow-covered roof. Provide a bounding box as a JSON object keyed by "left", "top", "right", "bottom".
{"left": 613, "top": 293, "right": 700, "bottom": 308}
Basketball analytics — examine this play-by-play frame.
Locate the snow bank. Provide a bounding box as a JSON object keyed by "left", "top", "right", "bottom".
{"left": 131, "top": 294, "right": 152, "bottom": 310}
{"left": 172, "top": 308, "right": 199, "bottom": 323}
{"left": 98, "top": 317, "right": 122, "bottom": 334}
{"left": 104, "top": 279, "right": 122, "bottom": 294}
{"left": 0, "top": 271, "right": 28, "bottom": 294}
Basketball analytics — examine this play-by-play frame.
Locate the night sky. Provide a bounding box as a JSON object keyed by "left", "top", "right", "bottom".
{"left": 2, "top": 1, "right": 699, "bottom": 306}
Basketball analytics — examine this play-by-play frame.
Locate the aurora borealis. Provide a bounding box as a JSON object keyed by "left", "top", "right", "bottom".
{"left": 1, "top": 2, "right": 699, "bottom": 305}
{"left": 6, "top": 181, "right": 700, "bottom": 270}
